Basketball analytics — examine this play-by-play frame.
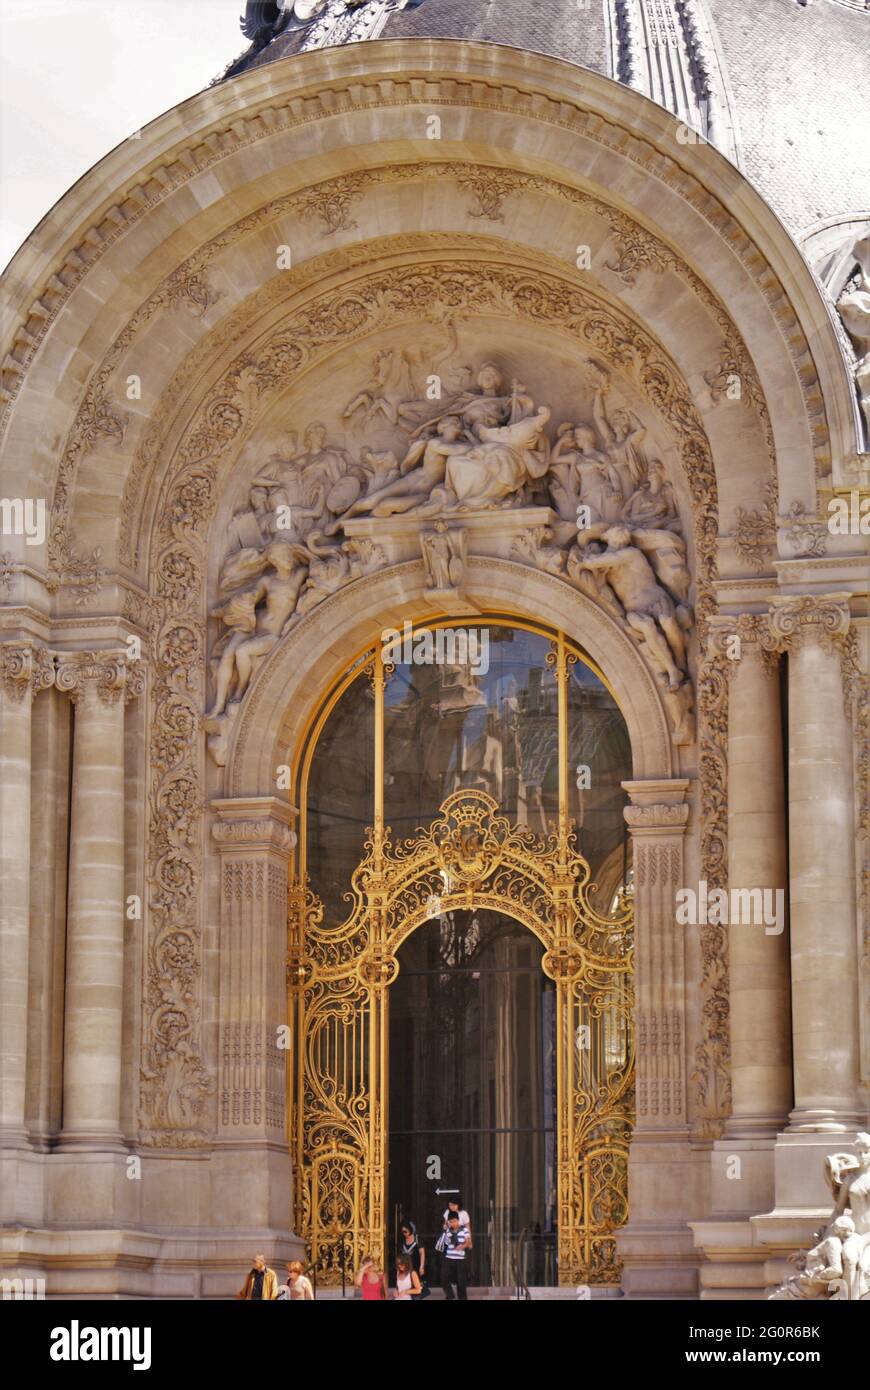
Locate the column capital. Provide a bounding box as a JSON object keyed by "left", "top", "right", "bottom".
{"left": 55, "top": 649, "right": 142, "bottom": 705}
{"left": 623, "top": 803, "right": 689, "bottom": 832}
{"left": 211, "top": 796, "right": 298, "bottom": 859}
{"left": 766, "top": 592, "right": 852, "bottom": 656}
{"left": 0, "top": 641, "right": 55, "bottom": 702}
{"left": 622, "top": 779, "right": 690, "bottom": 833}
{"left": 707, "top": 614, "right": 781, "bottom": 677}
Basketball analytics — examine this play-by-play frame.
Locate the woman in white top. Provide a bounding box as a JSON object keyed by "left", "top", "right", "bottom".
{"left": 277, "top": 1260, "right": 314, "bottom": 1300}
{"left": 442, "top": 1197, "right": 471, "bottom": 1231}
{"left": 394, "top": 1255, "right": 422, "bottom": 1300}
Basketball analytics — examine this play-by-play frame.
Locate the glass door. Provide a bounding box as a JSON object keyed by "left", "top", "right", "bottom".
{"left": 388, "top": 909, "right": 558, "bottom": 1288}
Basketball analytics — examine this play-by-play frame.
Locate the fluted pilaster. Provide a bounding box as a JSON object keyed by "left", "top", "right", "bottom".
{"left": 55, "top": 651, "right": 142, "bottom": 1149}
{"left": 0, "top": 643, "right": 55, "bottom": 1144}
{"left": 709, "top": 616, "right": 791, "bottom": 1140}
{"left": 211, "top": 797, "right": 297, "bottom": 1142}
{"left": 767, "top": 594, "right": 860, "bottom": 1130}
{"left": 623, "top": 780, "right": 691, "bottom": 1132}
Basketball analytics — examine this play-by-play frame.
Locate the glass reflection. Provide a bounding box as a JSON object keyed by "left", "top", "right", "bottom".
{"left": 384, "top": 626, "right": 560, "bottom": 838}
{"left": 305, "top": 671, "right": 373, "bottom": 926}
{"left": 567, "top": 660, "right": 633, "bottom": 912}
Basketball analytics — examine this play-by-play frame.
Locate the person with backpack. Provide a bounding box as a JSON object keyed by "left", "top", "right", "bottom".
{"left": 440, "top": 1212, "right": 472, "bottom": 1300}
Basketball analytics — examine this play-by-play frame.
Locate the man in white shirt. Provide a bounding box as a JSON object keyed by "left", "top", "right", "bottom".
{"left": 441, "top": 1213, "right": 472, "bottom": 1300}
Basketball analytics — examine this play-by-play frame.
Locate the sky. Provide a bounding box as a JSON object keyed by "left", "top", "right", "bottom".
{"left": 0, "top": 0, "right": 246, "bottom": 269}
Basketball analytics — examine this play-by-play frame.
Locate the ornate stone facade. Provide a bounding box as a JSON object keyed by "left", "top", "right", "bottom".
{"left": 0, "top": 27, "right": 866, "bottom": 1301}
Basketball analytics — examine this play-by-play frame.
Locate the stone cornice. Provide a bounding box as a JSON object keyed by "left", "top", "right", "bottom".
{"left": 622, "top": 779, "right": 691, "bottom": 832}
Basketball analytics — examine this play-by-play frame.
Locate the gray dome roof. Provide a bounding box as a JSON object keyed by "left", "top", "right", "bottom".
{"left": 226, "top": 1, "right": 870, "bottom": 244}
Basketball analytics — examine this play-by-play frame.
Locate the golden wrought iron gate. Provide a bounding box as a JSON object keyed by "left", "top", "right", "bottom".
{"left": 287, "top": 636, "right": 634, "bottom": 1287}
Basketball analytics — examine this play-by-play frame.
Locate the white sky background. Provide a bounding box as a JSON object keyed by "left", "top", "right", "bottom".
{"left": 0, "top": 0, "right": 245, "bottom": 269}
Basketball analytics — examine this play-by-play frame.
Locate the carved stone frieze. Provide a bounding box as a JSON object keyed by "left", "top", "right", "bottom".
{"left": 624, "top": 803, "right": 690, "bottom": 829}
{"left": 212, "top": 818, "right": 297, "bottom": 856}
{"left": 204, "top": 336, "right": 698, "bottom": 750}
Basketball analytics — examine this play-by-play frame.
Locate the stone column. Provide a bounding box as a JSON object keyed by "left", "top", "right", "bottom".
{"left": 691, "top": 619, "right": 792, "bottom": 1298}
{"left": 718, "top": 616, "right": 791, "bottom": 1142}
{"left": 26, "top": 685, "right": 72, "bottom": 1144}
{"left": 0, "top": 643, "right": 54, "bottom": 1145}
{"left": 617, "top": 777, "right": 696, "bottom": 1296}
{"left": 768, "top": 594, "right": 861, "bottom": 1132}
{"left": 211, "top": 797, "right": 297, "bottom": 1233}
{"left": 55, "top": 651, "right": 140, "bottom": 1150}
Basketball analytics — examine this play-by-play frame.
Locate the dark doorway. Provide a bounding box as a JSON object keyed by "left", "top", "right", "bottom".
{"left": 388, "top": 909, "right": 557, "bottom": 1288}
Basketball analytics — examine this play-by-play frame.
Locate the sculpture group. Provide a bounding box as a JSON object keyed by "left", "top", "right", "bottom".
{"left": 770, "top": 1135, "right": 870, "bottom": 1301}
{"left": 205, "top": 346, "right": 695, "bottom": 756}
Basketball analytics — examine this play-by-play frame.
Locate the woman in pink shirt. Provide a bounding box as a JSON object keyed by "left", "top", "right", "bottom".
{"left": 355, "top": 1255, "right": 387, "bottom": 1300}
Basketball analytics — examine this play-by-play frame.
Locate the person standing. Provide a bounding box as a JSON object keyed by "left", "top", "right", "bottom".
{"left": 355, "top": 1255, "right": 387, "bottom": 1300}
{"left": 276, "top": 1260, "right": 314, "bottom": 1300}
{"left": 442, "top": 1195, "right": 471, "bottom": 1233}
{"left": 398, "top": 1220, "right": 427, "bottom": 1296}
{"left": 236, "top": 1253, "right": 279, "bottom": 1300}
{"left": 441, "top": 1213, "right": 472, "bottom": 1301}
{"left": 394, "top": 1255, "right": 422, "bottom": 1300}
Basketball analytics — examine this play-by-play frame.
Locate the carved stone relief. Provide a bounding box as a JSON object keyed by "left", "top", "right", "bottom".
{"left": 837, "top": 234, "right": 870, "bottom": 442}
{"left": 205, "top": 344, "right": 696, "bottom": 757}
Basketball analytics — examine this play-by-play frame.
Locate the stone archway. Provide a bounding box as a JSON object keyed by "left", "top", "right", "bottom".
{"left": 213, "top": 578, "right": 693, "bottom": 1291}
{"left": 3, "top": 33, "right": 863, "bottom": 1302}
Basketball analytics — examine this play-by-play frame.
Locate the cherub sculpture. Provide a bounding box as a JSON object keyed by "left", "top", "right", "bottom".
{"left": 769, "top": 1135, "right": 870, "bottom": 1300}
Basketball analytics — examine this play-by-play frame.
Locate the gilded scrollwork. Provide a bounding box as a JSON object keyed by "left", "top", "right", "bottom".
{"left": 290, "top": 788, "right": 633, "bottom": 1285}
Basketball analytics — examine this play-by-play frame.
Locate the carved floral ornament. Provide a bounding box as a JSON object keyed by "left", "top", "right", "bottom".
{"left": 211, "top": 817, "right": 297, "bottom": 856}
